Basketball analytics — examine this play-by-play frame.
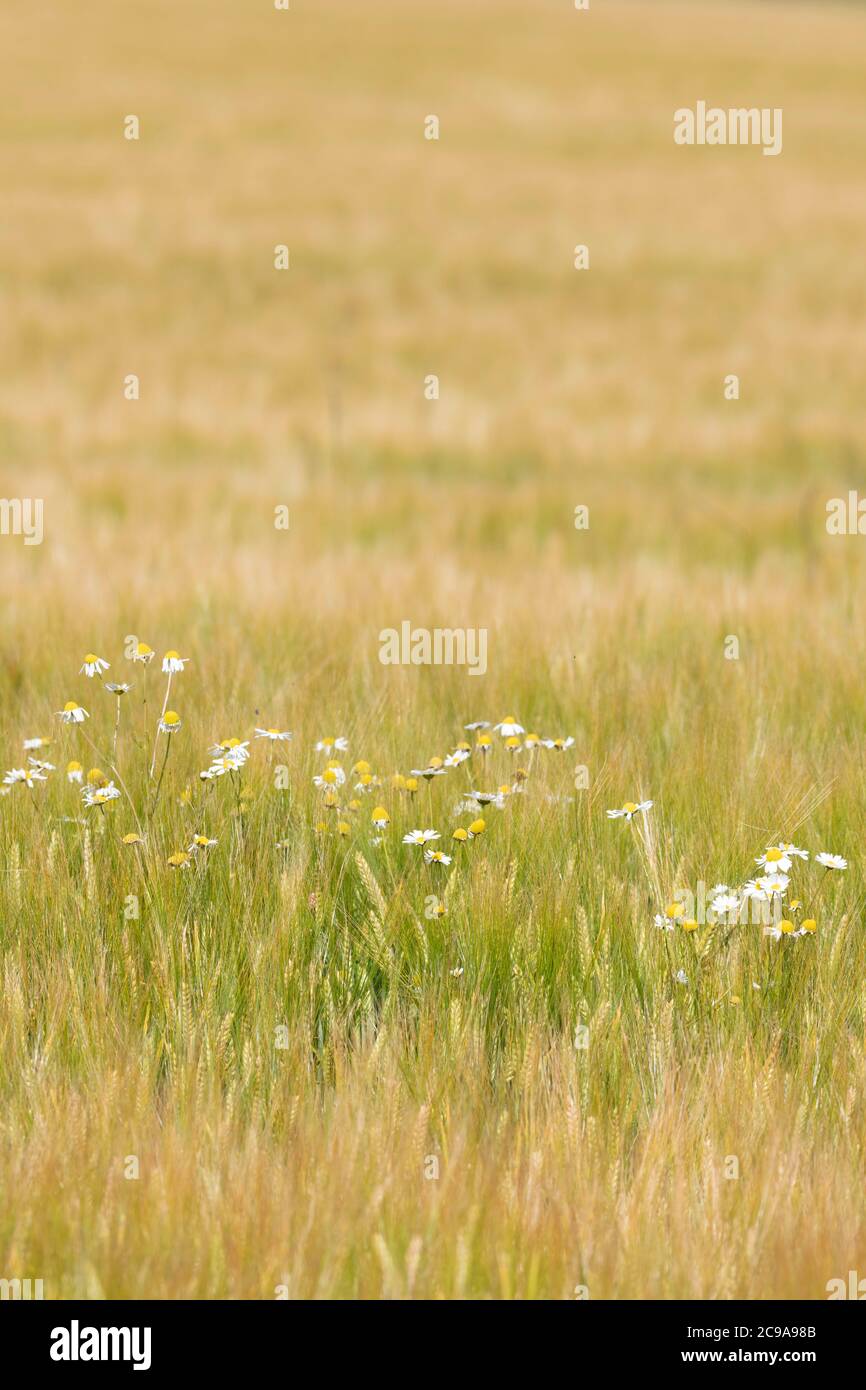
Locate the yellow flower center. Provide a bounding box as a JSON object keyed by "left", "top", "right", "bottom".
{"left": 163, "top": 711, "right": 180, "bottom": 726}
{"left": 801, "top": 919, "right": 817, "bottom": 933}
{"left": 779, "top": 919, "right": 795, "bottom": 934}
{"left": 765, "top": 848, "right": 782, "bottom": 863}
{"left": 623, "top": 802, "right": 638, "bottom": 814}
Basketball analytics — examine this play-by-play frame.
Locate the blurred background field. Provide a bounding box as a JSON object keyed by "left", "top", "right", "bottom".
{"left": 2, "top": 0, "right": 866, "bottom": 1299}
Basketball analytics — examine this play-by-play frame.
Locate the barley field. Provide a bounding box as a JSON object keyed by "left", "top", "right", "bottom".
{"left": 2, "top": 0, "right": 866, "bottom": 1301}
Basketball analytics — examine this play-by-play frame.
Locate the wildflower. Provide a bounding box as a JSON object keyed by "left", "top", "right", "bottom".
{"left": 653, "top": 914, "right": 675, "bottom": 932}
{"left": 121, "top": 833, "right": 143, "bottom": 845}
{"left": 425, "top": 849, "right": 452, "bottom": 866}
{"left": 445, "top": 748, "right": 471, "bottom": 767}
{"left": 815, "top": 852, "right": 847, "bottom": 871}
{"left": 355, "top": 773, "right": 379, "bottom": 792}
{"left": 162, "top": 651, "right": 188, "bottom": 673}
{"left": 158, "top": 711, "right": 182, "bottom": 734}
{"left": 83, "top": 782, "right": 121, "bottom": 808}
{"left": 757, "top": 874, "right": 790, "bottom": 897}
{"left": 57, "top": 701, "right": 88, "bottom": 724}
{"left": 476, "top": 733, "right": 493, "bottom": 753}
{"left": 167, "top": 851, "right": 191, "bottom": 868}
{"left": 606, "top": 801, "right": 653, "bottom": 821}
{"left": 800, "top": 918, "right": 817, "bottom": 934}
{"left": 464, "top": 721, "right": 490, "bottom": 731}
{"left": 403, "top": 829, "right": 440, "bottom": 846}
{"left": 66, "top": 760, "right": 83, "bottom": 783}
{"left": 494, "top": 716, "right": 524, "bottom": 737}
{"left": 4, "top": 766, "right": 47, "bottom": 789}
{"left": 336, "top": 821, "right": 351, "bottom": 837}
{"left": 430, "top": 902, "right": 447, "bottom": 918}
{"left": 80, "top": 654, "right": 109, "bottom": 678}
{"left": 471, "top": 790, "right": 502, "bottom": 808}
{"left": 23, "top": 737, "right": 51, "bottom": 750}
{"left": 255, "top": 727, "right": 293, "bottom": 742}
{"left": 777, "top": 842, "right": 809, "bottom": 860}
{"left": 412, "top": 758, "right": 447, "bottom": 779}
{"left": 524, "top": 733, "right": 541, "bottom": 750}
{"left": 681, "top": 919, "right": 699, "bottom": 932}
{"left": 404, "top": 778, "right": 419, "bottom": 794}
{"left": 755, "top": 847, "right": 792, "bottom": 874}
{"left": 710, "top": 891, "right": 740, "bottom": 919}
{"left": 105, "top": 682, "right": 132, "bottom": 695}
{"left": 504, "top": 736, "right": 522, "bottom": 753}
{"left": 468, "top": 818, "right": 486, "bottom": 838}
{"left": 371, "top": 806, "right": 390, "bottom": 829}
{"left": 352, "top": 760, "right": 372, "bottom": 775}
{"left": 675, "top": 970, "right": 688, "bottom": 985}
{"left": 87, "top": 767, "right": 108, "bottom": 786}
{"left": 313, "top": 765, "right": 346, "bottom": 789}
{"left": 28, "top": 757, "right": 55, "bottom": 774}
{"left": 189, "top": 835, "right": 217, "bottom": 851}
{"left": 315, "top": 736, "right": 348, "bottom": 753}
{"left": 542, "top": 736, "right": 575, "bottom": 751}
{"left": 452, "top": 828, "right": 469, "bottom": 843}
{"left": 131, "top": 642, "right": 154, "bottom": 663}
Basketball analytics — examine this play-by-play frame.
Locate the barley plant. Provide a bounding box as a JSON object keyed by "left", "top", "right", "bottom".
{"left": 1, "top": 0, "right": 866, "bottom": 1299}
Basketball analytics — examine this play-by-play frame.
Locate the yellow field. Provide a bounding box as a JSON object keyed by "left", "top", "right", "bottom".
{"left": 2, "top": 0, "right": 866, "bottom": 1299}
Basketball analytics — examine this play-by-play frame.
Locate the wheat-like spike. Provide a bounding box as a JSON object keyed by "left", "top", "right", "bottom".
{"left": 355, "top": 850, "right": 388, "bottom": 922}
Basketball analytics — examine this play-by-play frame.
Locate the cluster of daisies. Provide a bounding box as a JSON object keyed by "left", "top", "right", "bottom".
{"left": 307, "top": 715, "right": 581, "bottom": 857}
{"left": 653, "top": 842, "right": 847, "bottom": 941}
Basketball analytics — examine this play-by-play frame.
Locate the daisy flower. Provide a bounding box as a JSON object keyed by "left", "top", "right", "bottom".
{"left": 425, "top": 849, "right": 452, "bottom": 866}
{"left": 475, "top": 734, "right": 493, "bottom": 754}
{"left": 4, "top": 767, "right": 46, "bottom": 789}
{"left": 315, "top": 737, "right": 348, "bottom": 753}
{"left": 470, "top": 790, "right": 502, "bottom": 808}
{"left": 83, "top": 782, "right": 121, "bottom": 808}
{"left": 541, "top": 736, "right": 575, "bottom": 751}
{"left": 452, "top": 828, "right": 469, "bottom": 843}
{"left": 57, "top": 701, "right": 88, "bottom": 724}
{"left": 66, "top": 760, "right": 84, "bottom": 784}
{"left": 742, "top": 880, "right": 769, "bottom": 903}
{"left": 445, "top": 749, "right": 471, "bottom": 767}
{"left": 121, "top": 833, "right": 144, "bottom": 845}
{"left": 28, "top": 757, "right": 55, "bottom": 774}
{"left": 777, "top": 842, "right": 809, "bottom": 860}
{"left": 402, "top": 829, "right": 440, "bottom": 846}
{"left": 105, "top": 682, "right": 132, "bottom": 695}
{"left": 755, "top": 847, "right": 792, "bottom": 874}
{"left": 371, "top": 806, "right": 390, "bottom": 830}
{"left": 353, "top": 760, "right": 372, "bottom": 775}
{"left": 158, "top": 711, "right": 182, "bottom": 734}
{"left": 167, "top": 851, "right": 191, "bottom": 868}
{"left": 757, "top": 874, "right": 790, "bottom": 897}
{"left": 313, "top": 765, "right": 346, "bottom": 789}
{"left": 131, "top": 642, "right": 154, "bottom": 663}
{"left": 255, "top": 727, "right": 293, "bottom": 742}
{"left": 815, "top": 852, "right": 847, "bottom": 871}
{"left": 412, "top": 758, "right": 447, "bottom": 779}
{"left": 494, "top": 716, "right": 524, "bottom": 737}
{"left": 162, "top": 651, "right": 188, "bottom": 674}
{"left": 189, "top": 835, "right": 217, "bottom": 851}
{"left": 464, "top": 721, "right": 490, "bottom": 731}
{"left": 710, "top": 891, "right": 740, "bottom": 919}
{"left": 606, "top": 800, "right": 653, "bottom": 821}
{"left": 23, "top": 737, "right": 51, "bottom": 751}
{"left": 653, "top": 914, "right": 675, "bottom": 932}
{"left": 504, "top": 736, "right": 522, "bottom": 753}
{"left": 468, "top": 818, "right": 486, "bottom": 838}
{"left": 355, "top": 774, "right": 380, "bottom": 792}
{"left": 800, "top": 918, "right": 818, "bottom": 934}
{"left": 523, "top": 733, "right": 541, "bottom": 750}
{"left": 80, "top": 654, "right": 109, "bottom": 678}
